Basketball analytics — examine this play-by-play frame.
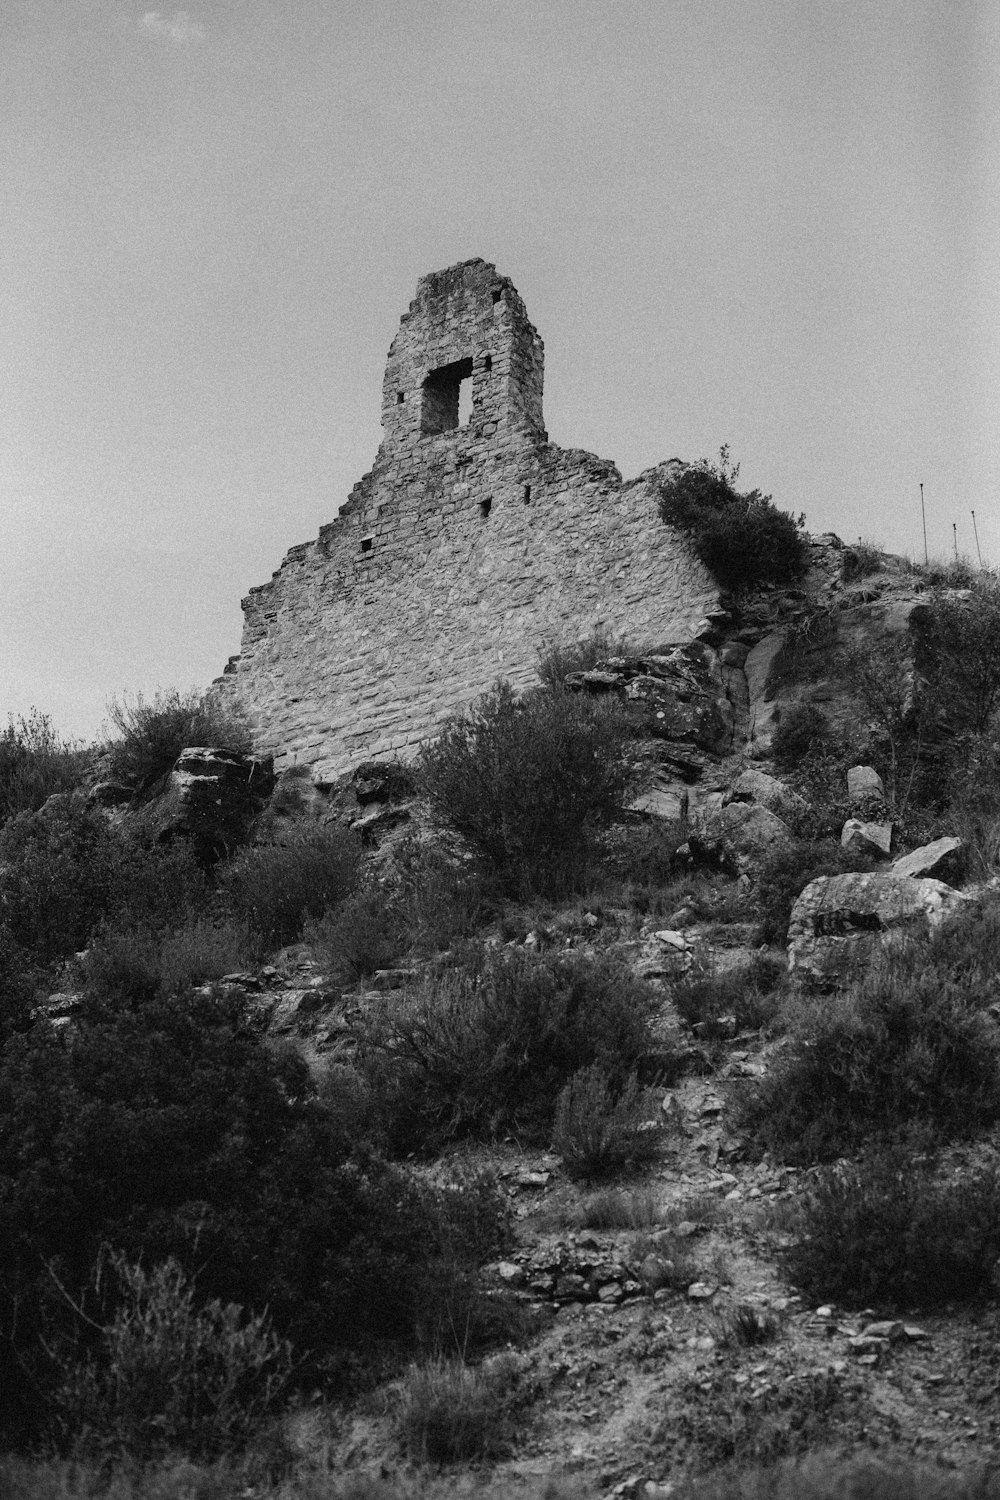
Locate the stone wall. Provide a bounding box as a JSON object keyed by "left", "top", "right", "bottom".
{"left": 217, "top": 259, "right": 719, "bottom": 782}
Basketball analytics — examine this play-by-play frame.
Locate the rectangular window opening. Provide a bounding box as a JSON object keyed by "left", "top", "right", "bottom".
{"left": 523, "top": 485, "right": 531, "bottom": 504}
{"left": 360, "top": 536, "right": 373, "bottom": 553}
{"left": 480, "top": 498, "right": 492, "bottom": 519}
{"left": 483, "top": 355, "right": 493, "bottom": 372}
{"left": 421, "top": 356, "right": 474, "bottom": 434}
{"left": 396, "top": 391, "right": 405, "bottom": 404}
{"left": 491, "top": 289, "right": 502, "bottom": 305}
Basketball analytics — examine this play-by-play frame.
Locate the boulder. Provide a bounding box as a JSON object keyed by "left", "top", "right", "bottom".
{"left": 744, "top": 630, "right": 789, "bottom": 757}
{"left": 628, "top": 787, "right": 689, "bottom": 822}
{"left": 147, "top": 746, "right": 275, "bottom": 863}
{"left": 841, "top": 818, "right": 893, "bottom": 858}
{"left": 788, "top": 871, "right": 968, "bottom": 980}
{"left": 892, "top": 836, "right": 964, "bottom": 881}
{"left": 690, "top": 801, "right": 793, "bottom": 874}
{"left": 727, "top": 768, "right": 807, "bottom": 823}
{"left": 567, "top": 642, "right": 735, "bottom": 755}
{"left": 847, "top": 765, "right": 885, "bottom": 802}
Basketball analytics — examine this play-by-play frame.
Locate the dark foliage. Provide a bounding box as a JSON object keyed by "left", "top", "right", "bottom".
{"left": 357, "top": 943, "right": 663, "bottom": 1152}
{"left": 787, "top": 1149, "right": 1000, "bottom": 1308}
{"left": 417, "top": 680, "right": 636, "bottom": 895}
{"left": 736, "top": 905, "right": 1000, "bottom": 1163}
{"left": 218, "top": 825, "right": 362, "bottom": 946}
{"left": 552, "top": 1064, "right": 661, "bottom": 1179}
{"left": 106, "top": 689, "right": 252, "bottom": 796}
{"left": 771, "top": 704, "right": 832, "bottom": 769}
{"left": 0, "top": 794, "right": 206, "bottom": 963}
{"left": 912, "top": 575, "right": 1000, "bottom": 735}
{"left": 656, "top": 450, "right": 807, "bottom": 595}
{"left": 0, "top": 989, "right": 509, "bottom": 1447}
{"left": 0, "top": 711, "right": 90, "bottom": 826}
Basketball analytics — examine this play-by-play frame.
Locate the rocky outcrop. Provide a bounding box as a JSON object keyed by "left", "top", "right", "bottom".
{"left": 787, "top": 871, "right": 968, "bottom": 980}
{"left": 147, "top": 747, "right": 275, "bottom": 863}
{"left": 690, "top": 801, "right": 793, "bottom": 875}
{"left": 841, "top": 819, "right": 893, "bottom": 858}
{"left": 892, "top": 836, "right": 964, "bottom": 881}
{"left": 725, "top": 768, "right": 807, "bottom": 824}
{"left": 567, "top": 642, "right": 735, "bottom": 756}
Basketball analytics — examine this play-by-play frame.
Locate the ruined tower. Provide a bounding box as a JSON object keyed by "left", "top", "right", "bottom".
{"left": 218, "top": 259, "right": 718, "bottom": 781}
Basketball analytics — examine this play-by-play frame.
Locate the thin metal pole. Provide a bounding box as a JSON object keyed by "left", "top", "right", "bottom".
{"left": 972, "top": 509, "right": 983, "bottom": 567}
{"left": 920, "top": 482, "right": 928, "bottom": 565}
{"left": 953, "top": 522, "right": 959, "bottom": 562}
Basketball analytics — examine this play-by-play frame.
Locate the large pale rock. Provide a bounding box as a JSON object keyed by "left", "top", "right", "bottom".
{"left": 148, "top": 747, "right": 275, "bottom": 863}
{"left": 568, "top": 642, "right": 735, "bottom": 755}
{"left": 745, "top": 630, "right": 789, "bottom": 757}
{"left": 788, "top": 872, "right": 967, "bottom": 980}
{"left": 727, "top": 768, "right": 807, "bottom": 823}
{"left": 629, "top": 787, "right": 689, "bottom": 822}
{"left": 847, "top": 765, "right": 885, "bottom": 802}
{"left": 690, "top": 800, "right": 793, "bottom": 874}
{"left": 892, "top": 837, "right": 963, "bottom": 880}
{"left": 841, "top": 818, "right": 893, "bottom": 858}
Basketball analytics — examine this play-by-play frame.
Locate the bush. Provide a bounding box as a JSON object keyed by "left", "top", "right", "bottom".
{"left": 0, "top": 986, "right": 510, "bottom": 1446}
{"left": 736, "top": 910, "right": 1000, "bottom": 1162}
{"left": 395, "top": 1355, "right": 520, "bottom": 1464}
{"left": 305, "top": 885, "right": 407, "bottom": 984}
{"left": 417, "top": 680, "right": 636, "bottom": 895}
{"left": 536, "top": 626, "right": 628, "bottom": 691}
{"left": 770, "top": 704, "right": 832, "bottom": 769}
{"left": 669, "top": 1453, "right": 1000, "bottom": 1499}
{"left": 0, "top": 710, "right": 90, "bottom": 825}
{"left": 671, "top": 954, "right": 786, "bottom": 1034}
{"left": 841, "top": 539, "right": 886, "bottom": 582}
{"left": 59, "top": 1252, "right": 291, "bottom": 1462}
{"left": 913, "top": 574, "right": 1000, "bottom": 735}
{"left": 552, "top": 1065, "right": 660, "bottom": 1179}
{"left": 81, "top": 919, "right": 255, "bottom": 1003}
{"left": 656, "top": 448, "right": 807, "bottom": 595}
{"left": 106, "top": 689, "right": 252, "bottom": 795}
{"left": 219, "top": 825, "right": 361, "bottom": 947}
{"left": 754, "top": 837, "right": 877, "bottom": 946}
{"left": 357, "top": 944, "right": 662, "bottom": 1152}
{"left": 786, "top": 1149, "right": 1000, "bottom": 1308}
{"left": 0, "top": 795, "right": 206, "bottom": 963}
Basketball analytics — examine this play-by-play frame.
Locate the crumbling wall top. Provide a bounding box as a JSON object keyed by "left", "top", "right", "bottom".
{"left": 379, "top": 258, "right": 545, "bottom": 451}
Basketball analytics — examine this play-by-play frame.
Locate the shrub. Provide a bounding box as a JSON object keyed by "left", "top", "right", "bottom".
{"left": 716, "top": 1302, "right": 782, "bottom": 1347}
{"left": 417, "top": 680, "right": 636, "bottom": 895}
{"left": 219, "top": 825, "right": 361, "bottom": 947}
{"left": 656, "top": 448, "right": 807, "bottom": 595}
{"left": 913, "top": 573, "right": 1000, "bottom": 734}
{"left": 786, "top": 1149, "right": 1000, "bottom": 1308}
{"left": 770, "top": 703, "right": 831, "bottom": 769}
{"left": 81, "top": 919, "right": 255, "bottom": 1003}
{"left": 0, "top": 710, "right": 90, "bottom": 825}
{"left": 106, "top": 689, "right": 252, "bottom": 795}
{"left": 552, "top": 1065, "right": 660, "bottom": 1179}
{"left": 305, "top": 885, "right": 407, "bottom": 984}
{"left": 536, "top": 626, "right": 626, "bottom": 691}
{"left": 0, "top": 796, "right": 206, "bottom": 963}
{"left": 841, "top": 539, "right": 886, "bottom": 582}
{"left": 563, "top": 1186, "right": 666, "bottom": 1230}
{"left": 669, "top": 1453, "right": 1000, "bottom": 1499}
{"left": 671, "top": 954, "right": 785, "bottom": 1034}
{"left": 357, "top": 944, "right": 662, "bottom": 1152}
{"left": 0, "top": 986, "right": 510, "bottom": 1446}
{"left": 736, "top": 911, "right": 1000, "bottom": 1163}
{"left": 754, "top": 837, "right": 876, "bottom": 946}
{"left": 395, "top": 1355, "right": 520, "bottom": 1464}
{"left": 59, "top": 1251, "right": 291, "bottom": 1462}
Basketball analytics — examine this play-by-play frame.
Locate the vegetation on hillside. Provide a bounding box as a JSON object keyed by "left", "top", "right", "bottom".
{"left": 656, "top": 448, "right": 807, "bottom": 594}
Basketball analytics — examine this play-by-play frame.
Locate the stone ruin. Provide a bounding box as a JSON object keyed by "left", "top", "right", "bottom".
{"left": 217, "top": 259, "right": 719, "bottom": 781}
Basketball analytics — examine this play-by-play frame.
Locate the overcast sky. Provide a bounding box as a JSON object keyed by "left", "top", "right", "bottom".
{"left": 2, "top": 0, "right": 997, "bottom": 742}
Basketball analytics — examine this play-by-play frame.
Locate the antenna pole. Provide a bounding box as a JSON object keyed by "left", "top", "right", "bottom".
{"left": 920, "top": 482, "right": 928, "bottom": 565}
{"left": 953, "top": 522, "right": 958, "bottom": 562}
{"left": 972, "top": 509, "right": 983, "bottom": 567}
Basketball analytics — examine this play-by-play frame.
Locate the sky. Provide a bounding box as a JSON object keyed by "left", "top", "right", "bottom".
{"left": 2, "top": 0, "right": 997, "bottom": 742}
